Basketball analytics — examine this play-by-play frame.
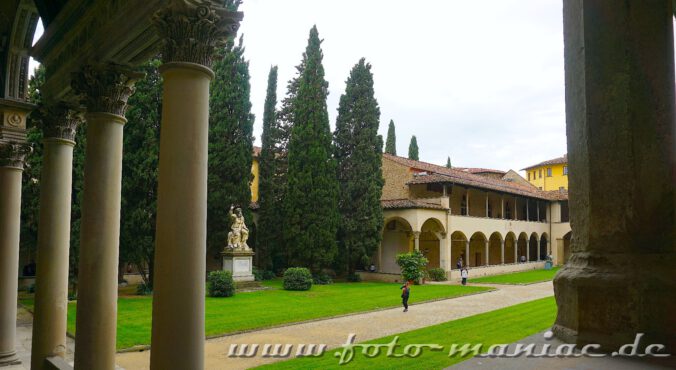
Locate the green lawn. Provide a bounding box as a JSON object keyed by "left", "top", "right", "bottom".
{"left": 20, "top": 280, "right": 490, "bottom": 350}
{"left": 257, "top": 296, "right": 557, "bottom": 370}
{"left": 468, "top": 267, "right": 560, "bottom": 285}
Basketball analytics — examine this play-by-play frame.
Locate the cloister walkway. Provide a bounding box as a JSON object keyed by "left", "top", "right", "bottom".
{"left": 8, "top": 282, "right": 553, "bottom": 370}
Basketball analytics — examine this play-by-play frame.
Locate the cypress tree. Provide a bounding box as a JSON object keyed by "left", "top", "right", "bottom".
{"left": 257, "top": 65, "right": 279, "bottom": 270}
{"left": 446, "top": 156, "right": 452, "bottom": 168}
{"left": 385, "top": 119, "right": 397, "bottom": 155}
{"left": 285, "top": 26, "right": 339, "bottom": 272}
{"left": 20, "top": 65, "right": 45, "bottom": 268}
{"left": 207, "top": 35, "right": 255, "bottom": 270}
{"left": 334, "top": 58, "right": 384, "bottom": 274}
{"left": 408, "top": 135, "right": 419, "bottom": 160}
{"left": 120, "top": 59, "right": 162, "bottom": 287}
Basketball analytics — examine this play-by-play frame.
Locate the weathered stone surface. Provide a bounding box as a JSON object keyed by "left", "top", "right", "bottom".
{"left": 555, "top": 0, "right": 676, "bottom": 352}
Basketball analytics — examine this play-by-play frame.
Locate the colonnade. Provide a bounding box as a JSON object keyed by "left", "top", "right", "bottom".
{"left": 0, "top": 2, "right": 241, "bottom": 369}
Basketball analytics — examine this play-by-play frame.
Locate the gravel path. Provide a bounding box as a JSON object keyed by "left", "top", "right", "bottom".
{"left": 115, "top": 282, "right": 554, "bottom": 370}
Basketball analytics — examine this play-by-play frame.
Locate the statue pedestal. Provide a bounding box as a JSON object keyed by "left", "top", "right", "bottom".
{"left": 221, "top": 249, "right": 255, "bottom": 282}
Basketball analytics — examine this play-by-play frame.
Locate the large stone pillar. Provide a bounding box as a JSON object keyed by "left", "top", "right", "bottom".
{"left": 484, "top": 240, "right": 489, "bottom": 266}
{"left": 412, "top": 231, "right": 420, "bottom": 251}
{"left": 500, "top": 240, "right": 505, "bottom": 265}
{"left": 150, "top": 3, "right": 241, "bottom": 370}
{"left": 464, "top": 240, "right": 469, "bottom": 267}
{"left": 555, "top": 0, "right": 676, "bottom": 351}
{"left": 30, "top": 104, "right": 82, "bottom": 369}
{"left": 71, "top": 64, "right": 140, "bottom": 370}
{"left": 0, "top": 142, "right": 30, "bottom": 367}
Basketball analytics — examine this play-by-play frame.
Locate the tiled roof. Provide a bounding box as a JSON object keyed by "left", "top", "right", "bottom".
{"left": 543, "top": 189, "right": 569, "bottom": 201}
{"left": 521, "top": 154, "right": 567, "bottom": 170}
{"left": 384, "top": 154, "right": 564, "bottom": 201}
{"left": 455, "top": 167, "right": 506, "bottom": 175}
{"left": 382, "top": 199, "right": 447, "bottom": 210}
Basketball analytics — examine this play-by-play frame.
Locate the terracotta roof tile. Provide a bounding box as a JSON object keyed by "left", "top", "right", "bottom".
{"left": 384, "top": 154, "right": 562, "bottom": 201}
{"left": 455, "top": 167, "right": 506, "bottom": 175}
{"left": 382, "top": 199, "right": 448, "bottom": 210}
{"left": 521, "top": 154, "right": 567, "bottom": 170}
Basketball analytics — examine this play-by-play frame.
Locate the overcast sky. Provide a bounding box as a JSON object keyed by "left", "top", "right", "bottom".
{"left": 31, "top": 0, "right": 570, "bottom": 173}
{"left": 238, "top": 0, "right": 567, "bottom": 172}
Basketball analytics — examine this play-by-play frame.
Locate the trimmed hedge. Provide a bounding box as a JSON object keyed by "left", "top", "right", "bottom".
{"left": 283, "top": 267, "right": 313, "bottom": 291}
{"left": 312, "top": 271, "right": 333, "bottom": 285}
{"left": 427, "top": 268, "right": 448, "bottom": 281}
{"left": 208, "top": 270, "right": 236, "bottom": 297}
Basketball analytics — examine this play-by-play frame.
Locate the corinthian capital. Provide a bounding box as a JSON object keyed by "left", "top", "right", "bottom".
{"left": 153, "top": 0, "right": 243, "bottom": 67}
{"left": 0, "top": 141, "right": 32, "bottom": 169}
{"left": 71, "top": 64, "right": 144, "bottom": 116}
{"left": 41, "top": 103, "right": 84, "bottom": 141}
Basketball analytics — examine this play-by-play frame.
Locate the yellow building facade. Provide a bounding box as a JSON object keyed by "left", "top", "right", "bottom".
{"left": 522, "top": 154, "right": 568, "bottom": 191}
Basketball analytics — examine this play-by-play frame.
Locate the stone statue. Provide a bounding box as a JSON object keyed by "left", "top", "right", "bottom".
{"left": 227, "top": 205, "right": 249, "bottom": 250}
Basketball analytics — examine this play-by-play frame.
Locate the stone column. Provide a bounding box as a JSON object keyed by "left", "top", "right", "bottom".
{"left": 526, "top": 199, "right": 529, "bottom": 221}
{"left": 535, "top": 237, "right": 540, "bottom": 261}
{"left": 31, "top": 104, "right": 82, "bottom": 369}
{"left": 150, "top": 3, "right": 241, "bottom": 370}
{"left": 526, "top": 239, "right": 530, "bottom": 262}
{"left": 484, "top": 240, "right": 489, "bottom": 266}
{"left": 440, "top": 232, "right": 451, "bottom": 272}
{"left": 500, "top": 195, "right": 504, "bottom": 219}
{"left": 71, "top": 64, "right": 141, "bottom": 370}
{"left": 555, "top": 0, "right": 676, "bottom": 352}
{"left": 464, "top": 240, "right": 469, "bottom": 267}
{"left": 500, "top": 240, "right": 505, "bottom": 265}
{"left": 412, "top": 231, "right": 420, "bottom": 251}
{"left": 513, "top": 239, "right": 517, "bottom": 264}
{"left": 0, "top": 142, "right": 30, "bottom": 367}
{"left": 536, "top": 201, "right": 540, "bottom": 222}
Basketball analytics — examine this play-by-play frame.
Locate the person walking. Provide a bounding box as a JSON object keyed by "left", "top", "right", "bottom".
{"left": 456, "top": 257, "right": 463, "bottom": 270}
{"left": 400, "top": 280, "right": 411, "bottom": 312}
{"left": 461, "top": 267, "right": 469, "bottom": 286}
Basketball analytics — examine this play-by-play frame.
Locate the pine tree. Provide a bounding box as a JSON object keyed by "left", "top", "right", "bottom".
{"left": 385, "top": 119, "right": 397, "bottom": 155}
{"left": 207, "top": 35, "right": 255, "bottom": 269}
{"left": 408, "top": 135, "right": 419, "bottom": 160}
{"left": 334, "top": 58, "right": 384, "bottom": 274}
{"left": 120, "top": 59, "right": 162, "bottom": 287}
{"left": 446, "top": 156, "right": 452, "bottom": 168}
{"left": 285, "top": 26, "right": 339, "bottom": 272}
{"left": 257, "top": 65, "right": 279, "bottom": 270}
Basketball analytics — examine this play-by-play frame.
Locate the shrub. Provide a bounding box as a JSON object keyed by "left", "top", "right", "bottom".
{"left": 136, "top": 282, "right": 153, "bottom": 295}
{"left": 396, "top": 251, "right": 429, "bottom": 282}
{"left": 427, "top": 268, "right": 448, "bottom": 281}
{"left": 312, "top": 271, "right": 333, "bottom": 285}
{"left": 346, "top": 272, "right": 362, "bottom": 282}
{"left": 262, "top": 270, "right": 276, "bottom": 280}
{"left": 208, "top": 270, "right": 236, "bottom": 297}
{"left": 283, "top": 267, "right": 313, "bottom": 291}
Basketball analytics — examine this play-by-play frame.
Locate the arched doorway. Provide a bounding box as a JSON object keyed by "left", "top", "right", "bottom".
{"left": 420, "top": 218, "right": 445, "bottom": 270}
{"left": 450, "top": 231, "right": 468, "bottom": 269}
{"left": 540, "top": 233, "right": 549, "bottom": 260}
{"left": 469, "top": 232, "right": 487, "bottom": 267}
{"left": 381, "top": 217, "right": 413, "bottom": 273}
{"left": 562, "top": 231, "right": 572, "bottom": 264}
{"left": 488, "top": 232, "right": 503, "bottom": 265}
{"left": 505, "top": 232, "right": 516, "bottom": 263}
{"left": 529, "top": 233, "right": 539, "bottom": 262}
{"left": 517, "top": 232, "right": 528, "bottom": 262}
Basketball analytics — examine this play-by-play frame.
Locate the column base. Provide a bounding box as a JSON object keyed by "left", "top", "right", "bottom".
{"left": 0, "top": 351, "right": 20, "bottom": 367}
{"left": 553, "top": 251, "right": 676, "bottom": 353}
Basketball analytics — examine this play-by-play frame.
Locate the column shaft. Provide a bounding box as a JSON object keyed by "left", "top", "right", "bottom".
{"left": 484, "top": 241, "right": 489, "bottom": 266}
{"left": 465, "top": 241, "right": 470, "bottom": 267}
{"left": 500, "top": 240, "right": 505, "bottom": 265}
{"left": 31, "top": 139, "right": 75, "bottom": 368}
{"left": 555, "top": 0, "right": 676, "bottom": 351}
{"left": 73, "top": 113, "right": 126, "bottom": 370}
{"left": 150, "top": 63, "right": 212, "bottom": 370}
{"left": 0, "top": 167, "right": 22, "bottom": 365}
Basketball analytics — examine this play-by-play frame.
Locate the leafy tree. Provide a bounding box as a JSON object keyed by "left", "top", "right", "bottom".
{"left": 384, "top": 119, "right": 397, "bottom": 155}
{"left": 408, "top": 135, "right": 419, "bottom": 160}
{"left": 257, "top": 65, "right": 279, "bottom": 270}
{"left": 334, "top": 58, "right": 384, "bottom": 274}
{"left": 285, "top": 26, "right": 339, "bottom": 272}
{"left": 120, "top": 59, "right": 162, "bottom": 287}
{"left": 207, "top": 35, "right": 255, "bottom": 269}
{"left": 446, "top": 156, "right": 452, "bottom": 168}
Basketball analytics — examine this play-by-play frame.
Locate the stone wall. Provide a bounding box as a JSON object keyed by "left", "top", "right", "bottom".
{"left": 381, "top": 156, "right": 413, "bottom": 200}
